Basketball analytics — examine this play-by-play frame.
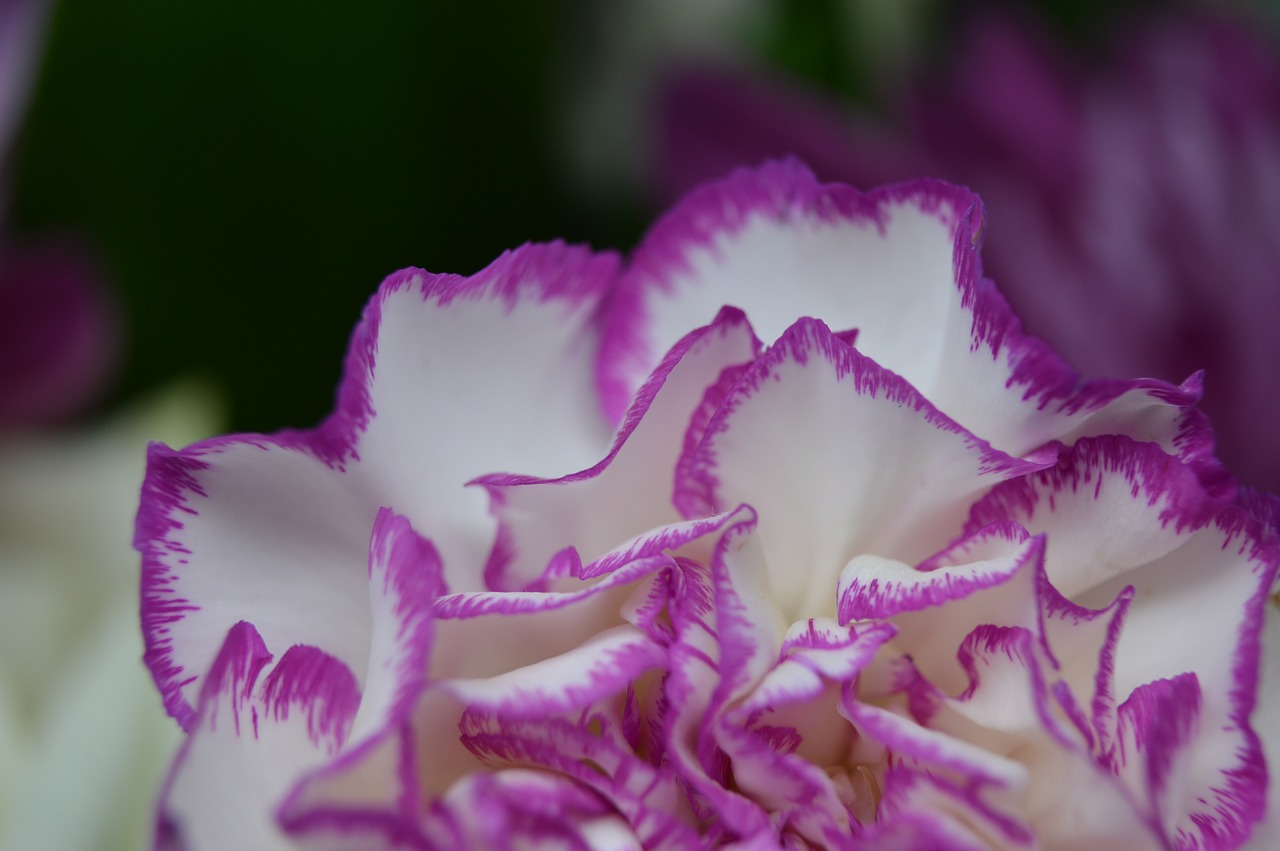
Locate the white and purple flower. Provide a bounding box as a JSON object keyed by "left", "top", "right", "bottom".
{"left": 657, "top": 10, "right": 1280, "bottom": 493}
{"left": 137, "top": 161, "right": 1279, "bottom": 849}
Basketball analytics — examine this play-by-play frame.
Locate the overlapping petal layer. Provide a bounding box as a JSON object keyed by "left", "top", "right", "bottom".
{"left": 138, "top": 162, "right": 1277, "bottom": 849}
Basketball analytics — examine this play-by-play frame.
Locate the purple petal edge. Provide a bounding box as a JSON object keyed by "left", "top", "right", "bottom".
{"left": 679, "top": 317, "right": 1054, "bottom": 519}
{"left": 135, "top": 241, "right": 617, "bottom": 726}
{"left": 597, "top": 158, "right": 985, "bottom": 424}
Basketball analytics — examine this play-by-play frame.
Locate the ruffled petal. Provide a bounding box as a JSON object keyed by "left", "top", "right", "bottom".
{"left": 430, "top": 508, "right": 750, "bottom": 686}
{"left": 680, "top": 317, "right": 1053, "bottom": 625}
{"left": 600, "top": 160, "right": 980, "bottom": 425}
{"left": 168, "top": 513, "right": 445, "bottom": 850}
{"left": 157, "top": 622, "right": 361, "bottom": 850}
{"left": 477, "top": 308, "right": 759, "bottom": 591}
{"left": 1244, "top": 599, "right": 1280, "bottom": 851}
{"left": 350, "top": 508, "right": 443, "bottom": 740}
{"left": 965, "top": 435, "right": 1216, "bottom": 598}
{"left": 662, "top": 510, "right": 784, "bottom": 841}
{"left": 278, "top": 731, "right": 430, "bottom": 849}
{"left": 442, "top": 624, "right": 666, "bottom": 717}
{"left": 602, "top": 159, "right": 1205, "bottom": 464}
{"left": 458, "top": 710, "right": 700, "bottom": 847}
{"left": 968, "top": 437, "right": 1277, "bottom": 848}
{"left": 139, "top": 440, "right": 372, "bottom": 729}
{"left": 709, "top": 620, "right": 897, "bottom": 844}
{"left": 842, "top": 699, "right": 1033, "bottom": 848}
{"left": 352, "top": 244, "right": 619, "bottom": 587}
{"left": 740, "top": 618, "right": 896, "bottom": 716}
{"left": 137, "top": 243, "right": 619, "bottom": 727}
{"left": 837, "top": 525, "right": 1040, "bottom": 625}
{"left": 1091, "top": 515, "right": 1273, "bottom": 848}
{"left": 422, "top": 770, "right": 642, "bottom": 850}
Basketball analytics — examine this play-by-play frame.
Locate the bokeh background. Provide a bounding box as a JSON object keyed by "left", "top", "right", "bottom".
{"left": 12, "top": 0, "right": 1271, "bottom": 435}
{"left": 2, "top": 0, "right": 1279, "bottom": 847}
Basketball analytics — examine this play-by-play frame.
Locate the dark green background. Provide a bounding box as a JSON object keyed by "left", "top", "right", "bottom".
{"left": 10, "top": 1, "right": 647, "bottom": 434}
{"left": 7, "top": 0, "right": 1192, "bottom": 434}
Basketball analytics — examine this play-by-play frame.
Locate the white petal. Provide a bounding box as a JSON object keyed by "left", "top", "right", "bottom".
{"left": 442, "top": 624, "right": 665, "bottom": 716}
{"left": 158, "top": 623, "right": 361, "bottom": 851}
{"left": 277, "top": 724, "right": 430, "bottom": 850}
{"left": 478, "top": 308, "right": 758, "bottom": 590}
{"left": 349, "top": 509, "right": 443, "bottom": 741}
{"left": 740, "top": 619, "right": 895, "bottom": 714}
{"left": 972, "top": 438, "right": 1275, "bottom": 847}
{"left": 603, "top": 160, "right": 1199, "bottom": 462}
{"left": 1242, "top": 604, "right": 1280, "bottom": 851}
{"left": 682, "top": 317, "right": 1050, "bottom": 625}
{"left": 352, "top": 244, "right": 618, "bottom": 591}
{"left": 966, "top": 436, "right": 1211, "bottom": 599}
{"left": 1079, "top": 514, "right": 1274, "bottom": 847}
{"left": 140, "top": 440, "right": 372, "bottom": 728}
{"left": 602, "top": 162, "right": 973, "bottom": 421}
{"left": 138, "top": 245, "right": 618, "bottom": 725}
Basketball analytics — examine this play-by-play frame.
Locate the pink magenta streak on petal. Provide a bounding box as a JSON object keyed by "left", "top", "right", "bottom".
{"left": 581, "top": 507, "right": 758, "bottom": 581}
{"left": 433, "top": 554, "right": 669, "bottom": 620}
{"left": 282, "top": 806, "right": 434, "bottom": 851}
{"left": 135, "top": 240, "right": 620, "bottom": 728}
{"left": 277, "top": 726, "right": 433, "bottom": 850}
{"left": 706, "top": 506, "right": 777, "bottom": 703}
{"left": 837, "top": 533, "right": 1044, "bottom": 624}
{"left": 151, "top": 621, "right": 271, "bottom": 848}
{"left": 837, "top": 520, "right": 1040, "bottom": 623}
{"left": 661, "top": 558, "right": 773, "bottom": 839}
{"left": 672, "top": 360, "right": 752, "bottom": 520}
{"left": 1034, "top": 559, "right": 1136, "bottom": 756}
{"left": 869, "top": 766, "right": 1030, "bottom": 851}
{"left": 362, "top": 508, "right": 444, "bottom": 732}
{"left": 845, "top": 691, "right": 1024, "bottom": 788}
{"left": 435, "top": 505, "right": 755, "bottom": 622}
{"left": 425, "top": 770, "right": 625, "bottom": 848}
{"left": 200, "top": 621, "right": 273, "bottom": 739}
{"left": 738, "top": 619, "right": 897, "bottom": 716}
{"left": 442, "top": 626, "right": 667, "bottom": 718}
{"left": 154, "top": 623, "right": 363, "bottom": 849}
{"left": 844, "top": 700, "right": 1036, "bottom": 847}
{"left": 476, "top": 306, "right": 759, "bottom": 592}
{"left": 259, "top": 645, "right": 361, "bottom": 755}
{"left": 137, "top": 442, "right": 212, "bottom": 729}
{"left": 458, "top": 712, "right": 700, "bottom": 847}
{"left": 713, "top": 720, "right": 854, "bottom": 845}
{"left": 598, "top": 158, "right": 982, "bottom": 422}
{"left": 964, "top": 435, "right": 1216, "bottom": 541}
{"left": 1194, "top": 506, "right": 1278, "bottom": 849}
{"left": 683, "top": 317, "right": 1052, "bottom": 520}
{"left": 1116, "top": 674, "right": 1202, "bottom": 799}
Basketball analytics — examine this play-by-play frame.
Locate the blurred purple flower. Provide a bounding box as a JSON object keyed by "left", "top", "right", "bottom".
{"left": 659, "top": 11, "right": 1280, "bottom": 491}
{"left": 0, "top": 239, "right": 117, "bottom": 428}
{"left": 0, "top": 0, "right": 118, "bottom": 429}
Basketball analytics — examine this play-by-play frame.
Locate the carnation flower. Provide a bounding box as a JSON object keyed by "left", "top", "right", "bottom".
{"left": 137, "top": 161, "right": 1278, "bottom": 849}
{"left": 657, "top": 10, "right": 1280, "bottom": 493}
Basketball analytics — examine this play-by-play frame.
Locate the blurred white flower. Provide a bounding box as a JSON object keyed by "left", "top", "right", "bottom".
{"left": 0, "top": 384, "right": 219, "bottom": 850}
